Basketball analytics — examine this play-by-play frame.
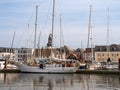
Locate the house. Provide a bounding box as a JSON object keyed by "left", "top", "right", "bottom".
{"left": 75, "top": 48, "right": 84, "bottom": 60}
{"left": 0, "top": 47, "right": 15, "bottom": 61}
{"left": 15, "top": 48, "right": 33, "bottom": 62}
{"left": 95, "top": 44, "right": 120, "bottom": 63}
{"left": 34, "top": 47, "right": 61, "bottom": 59}
{"left": 64, "top": 45, "right": 74, "bottom": 55}
{"left": 66, "top": 52, "right": 79, "bottom": 60}
{"left": 84, "top": 48, "right": 95, "bottom": 62}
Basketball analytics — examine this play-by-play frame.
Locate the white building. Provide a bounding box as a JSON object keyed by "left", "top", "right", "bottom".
{"left": 15, "top": 48, "right": 33, "bottom": 62}
{"left": 0, "top": 47, "right": 15, "bottom": 61}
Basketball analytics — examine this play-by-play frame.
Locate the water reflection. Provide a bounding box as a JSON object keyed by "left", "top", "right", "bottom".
{"left": 0, "top": 73, "right": 120, "bottom": 90}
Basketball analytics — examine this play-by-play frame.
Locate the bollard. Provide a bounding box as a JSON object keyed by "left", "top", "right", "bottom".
{"left": 118, "top": 58, "right": 120, "bottom": 70}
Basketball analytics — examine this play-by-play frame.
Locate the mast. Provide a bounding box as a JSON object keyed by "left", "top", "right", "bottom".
{"left": 10, "top": 31, "right": 16, "bottom": 60}
{"left": 60, "top": 15, "right": 62, "bottom": 59}
{"left": 60, "top": 15, "right": 62, "bottom": 51}
{"left": 107, "top": 9, "right": 110, "bottom": 47}
{"left": 4, "top": 31, "right": 16, "bottom": 69}
{"left": 81, "top": 41, "right": 83, "bottom": 49}
{"left": 34, "top": 5, "right": 38, "bottom": 49}
{"left": 59, "top": 14, "right": 64, "bottom": 59}
{"left": 90, "top": 28, "right": 94, "bottom": 61}
{"left": 37, "top": 32, "right": 41, "bottom": 58}
{"left": 107, "top": 8, "right": 110, "bottom": 62}
{"left": 37, "top": 32, "right": 41, "bottom": 49}
{"left": 50, "top": 0, "right": 55, "bottom": 60}
{"left": 87, "top": 5, "right": 92, "bottom": 48}
{"left": 107, "top": 8, "right": 110, "bottom": 54}
{"left": 87, "top": 5, "right": 94, "bottom": 61}
{"left": 51, "top": 0, "right": 55, "bottom": 46}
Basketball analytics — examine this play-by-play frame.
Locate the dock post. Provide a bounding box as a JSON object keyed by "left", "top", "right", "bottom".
{"left": 4, "top": 60, "right": 7, "bottom": 69}
{"left": 118, "top": 58, "right": 120, "bottom": 71}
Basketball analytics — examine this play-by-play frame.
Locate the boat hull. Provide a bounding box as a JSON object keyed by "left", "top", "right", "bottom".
{"left": 17, "top": 62, "right": 77, "bottom": 74}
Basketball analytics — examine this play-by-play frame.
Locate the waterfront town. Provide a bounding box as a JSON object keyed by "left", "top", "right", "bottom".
{"left": 0, "top": 1, "right": 120, "bottom": 73}
{"left": 0, "top": 43, "right": 120, "bottom": 71}
{"left": 1, "top": 0, "right": 120, "bottom": 90}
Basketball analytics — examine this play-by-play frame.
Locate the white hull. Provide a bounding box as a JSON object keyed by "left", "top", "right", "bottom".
{"left": 106, "top": 64, "right": 118, "bottom": 70}
{"left": 0, "top": 61, "right": 18, "bottom": 69}
{"left": 17, "top": 62, "right": 77, "bottom": 73}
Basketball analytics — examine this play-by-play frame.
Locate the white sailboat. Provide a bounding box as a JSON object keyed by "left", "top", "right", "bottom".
{"left": 87, "top": 5, "right": 102, "bottom": 70}
{"left": 105, "top": 9, "right": 118, "bottom": 70}
{"left": 17, "top": 0, "right": 79, "bottom": 73}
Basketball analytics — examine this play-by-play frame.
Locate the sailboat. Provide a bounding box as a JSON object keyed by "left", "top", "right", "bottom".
{"left": 87, "top": 5, "right": 102, "bottom": 70}
{"left": 17, "top": 0, "right": 79, "bottom": 73}
{"left": 105, "top": 9, "right": 118, "bottom": 70}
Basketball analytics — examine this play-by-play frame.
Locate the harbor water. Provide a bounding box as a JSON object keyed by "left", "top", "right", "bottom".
{"left": 0, "top": 73, "right": 120, "bottom": 90}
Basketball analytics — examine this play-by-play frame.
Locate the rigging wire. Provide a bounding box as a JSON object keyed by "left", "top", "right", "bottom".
{"left": 16, "top": 9, "right": 35, "bottom": 47}
{"left": 16, "top": 0, "right": 55, "bottom": 48}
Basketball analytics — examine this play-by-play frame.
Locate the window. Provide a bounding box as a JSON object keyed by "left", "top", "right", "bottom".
{"left": 98, "top": 53, "right": 100, "bottom": 56}
{"left": 117, "top": 53, "right": 119, "bottom": 56}
{"left": 18, "top": 51, "right": 20, "bottom": 53}
{"left": 102, "top": 54, "right": 104, "bottom": 56}
{"left": 100, "top": 48, "right": 102, "bottom": 51}
{"left": 112, "top": 54, "right": 114, "bottom": 56}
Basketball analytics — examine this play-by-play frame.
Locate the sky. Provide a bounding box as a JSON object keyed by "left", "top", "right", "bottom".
{"left": 0, "top": 0, "right": 120, "bottom": 49}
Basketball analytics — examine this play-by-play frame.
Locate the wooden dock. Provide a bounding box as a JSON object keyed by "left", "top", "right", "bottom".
{"left": 0, "top": 69, "right": 120, "bottom": 74}
{"left": 0, "top": 69, "right": 21, "bottom": 73}
{"left": 76, "top": 69, "right": 120, "bottom": 74}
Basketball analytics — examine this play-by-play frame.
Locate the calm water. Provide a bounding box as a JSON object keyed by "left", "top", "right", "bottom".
{"left": 0, "top": 73, "right": 120, "bottom": 90}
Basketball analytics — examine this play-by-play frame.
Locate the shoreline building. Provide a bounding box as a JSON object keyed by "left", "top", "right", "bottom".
{"left": 84, "top": 48, "right": 95, "bottom": 62}
{"left": 95, "top": 44, "right": 120, "bottom": 63}
{"left": 15, "top": 48, "right": 33, "bottom": 62}
{"left": 0, "top": 47, "right": 15, "bottom": 61}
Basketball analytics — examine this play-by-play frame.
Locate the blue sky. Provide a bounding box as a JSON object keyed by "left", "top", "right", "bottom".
{"left": 0, "top": 0, "right": 120, "bottom": 49}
